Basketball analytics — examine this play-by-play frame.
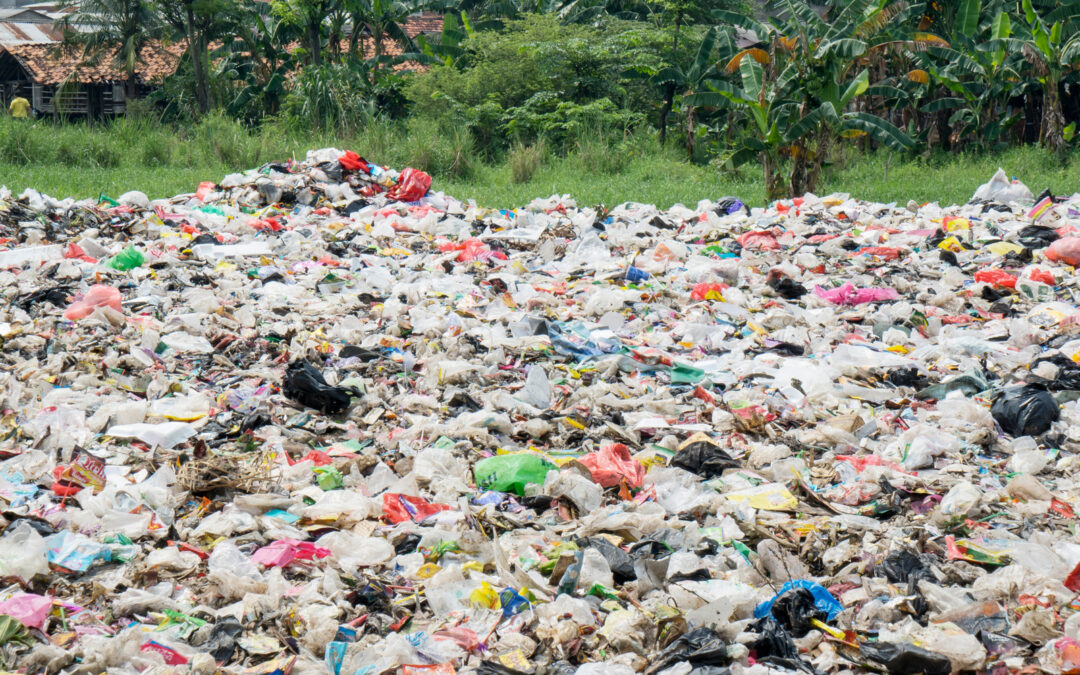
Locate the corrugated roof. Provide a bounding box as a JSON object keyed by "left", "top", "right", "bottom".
{"left": 0, "top": 20, "right": 62, "bottom": 45}
{"left": 4, "top": 40, "right": 184, "bottom": 85}
{"left": 0, "top": 8, "right": 50, "bottom": 22}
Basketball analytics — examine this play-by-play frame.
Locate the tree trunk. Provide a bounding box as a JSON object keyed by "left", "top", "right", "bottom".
{"left": 1042, "top": 79, "right": 1066, "bottom": 152}
{"left": 349, "top": 18, "right": 362, "bottom": 59}
{"left": 186, "top": 3, "right": 209, "bottom": 114}
{"left": 309, "top": 22, "right": 322, "bottom": 65}
{"left": 763, "top": 152, "right": 785, "bottom": 202}
{"left": 659, "top": 82, "right": 674, "bottom": 146}
{"left": 684, "top": 101, "right": 695, "bottom": 159}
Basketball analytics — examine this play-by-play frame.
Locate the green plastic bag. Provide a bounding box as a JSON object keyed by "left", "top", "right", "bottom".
{"left": 474, "top": 453, "right": 557, "bottom": 495}
{"left": 107, "top": 245, "right": 146, "bottom": 271}
{"left": 671, "top": 362, "right": 705, "bottom": 384}
{"left": 314, "top": 466, "right": 343, "bottom": 490}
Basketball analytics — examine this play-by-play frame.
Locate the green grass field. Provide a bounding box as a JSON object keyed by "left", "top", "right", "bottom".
{"left": 0, "top": 116, "right": 1074, "bottom": 209}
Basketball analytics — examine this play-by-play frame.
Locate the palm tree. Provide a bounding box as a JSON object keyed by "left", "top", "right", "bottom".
{"left": 58, "top": 0, "right": 164, "bottom": 101}
{"left": 346, "top": 0, "right": 418, "bottom": 64}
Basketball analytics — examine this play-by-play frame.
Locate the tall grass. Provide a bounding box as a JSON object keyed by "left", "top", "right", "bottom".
{"left": 0, "top": 114, "right": 1077, "bottom": 209}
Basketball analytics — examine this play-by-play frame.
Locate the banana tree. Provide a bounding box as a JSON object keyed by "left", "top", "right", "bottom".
{"left": 652, "top": 26, "right": 734, "bottom": 158}
{"left": 713, "top": 0, "right": 915, "bottom": 198}
{"left": 918, "top": 7, "right": 1021, "bottom": 151}
{"left": 993, "top": 0, "right": 1080, "bottom": 152}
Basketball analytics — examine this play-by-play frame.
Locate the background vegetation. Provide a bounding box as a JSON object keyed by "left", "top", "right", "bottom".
{"left": 9, "top": 0, "right": 1080, "bottom": 206}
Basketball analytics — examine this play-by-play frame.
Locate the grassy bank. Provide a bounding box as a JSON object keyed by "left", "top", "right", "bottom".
{"left": 0, "top": 115, "right": 1075, "bottom": 209}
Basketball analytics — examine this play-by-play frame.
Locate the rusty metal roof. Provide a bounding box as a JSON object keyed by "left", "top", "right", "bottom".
{"left": 3, "top": 41, "right": 184, "bottom": 85}
{"left": 0, "top": 20, "right": 63, "bottom": 46}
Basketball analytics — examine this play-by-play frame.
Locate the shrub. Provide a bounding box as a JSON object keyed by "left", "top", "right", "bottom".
{"left": 509, "top": 141, "right": 547, "bottom": 183}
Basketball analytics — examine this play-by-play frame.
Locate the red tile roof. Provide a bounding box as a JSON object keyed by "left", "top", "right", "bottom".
{"left": 3, "top": 40, "right": 183, "bottom": 85}
{"left": 402, "top": 12, "right": 443, "bottom": 37}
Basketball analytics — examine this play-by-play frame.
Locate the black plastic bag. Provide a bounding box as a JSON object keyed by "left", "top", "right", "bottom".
{"left": 317, "top": 160, "right": 344, "bottom": 183}
{"left": 885, "top": 368, "right": 927, "bottom": 389}
{"left": 282, "top": 361, "right": 356, "bottom": 414}
{"left": 875, "top": 550, "right": 935, "bottom": 617}
{"left": 672, "top": 439, "right": 739, "bottom": 478}
{"left": 991, "top": 384, "right": 1059, "bottom": 436}
{"left": 747, "top": 617, "right": 818, "bottom": 674}
{"left": 877, "top": 550, "right": 935, "bottom": 585}
{"left": 645, "top": 627, "right": 729, "bottom": 675}
{"left": 767, "top": 275, "right": 807, "bottom": 299}
{"left": 342, "top": 199, "right": 369, "bottom": 216}
{"left": 577, "top": 536, "right": 636, "bottom": 582}
{"left": 1030, "top": 354, "right": 1080, "bottom": 391}
{"left": 771, "top": 587, "right": 825, "bottom": 637}
{"left": 1017, "top": 224, "right": 1059, "bottom": 249}
{"left": 476, "top": 661, "right": 528, "bottom": 675}
{"left": 394, "top": 532, "right": 421, "bottom": 554}
{"left": 205, "top": 617, "right": 244, "bottom": 664}
{"left": 191, "top": 233, "right": 219, "bottom": 247}
{"left": 18, "top": 285, "right": 72, "bottom": 310}
{"left": 860, "top": 641, "right": 951, "bottom": 675}
{"left": 629, "top": 528, "right": 685, "bottom": 559}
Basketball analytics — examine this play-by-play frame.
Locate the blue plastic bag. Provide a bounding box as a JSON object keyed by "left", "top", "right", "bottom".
{"left": 753, "top": 580, "right": 842, "bottom": 621}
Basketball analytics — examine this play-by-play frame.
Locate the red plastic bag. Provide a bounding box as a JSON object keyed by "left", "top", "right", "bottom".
{"left": 64, "top": 285, "right": 122, "bottom": 321}
{"left": 690, "top": 282, "right": 728, "bottom": 301}
{"left": 974, "top": 269, "right": 1017, "bottom": 288}
{"left": 853, "top": 246, "right": 903, "bottom": 260}
{"left": 249, "top": 216, "right": 284, "bottom": 232}
{"left": 1066, "top": 559, "right": 1080, "bottom": 593}
{"left": 1027, "top": 268, "right": 1055, "bottom": 285}
{"left": 195, "top": 181, "right": 216, "bottom": 202}
{"left": 1046, "top": 237, "right": 1080, "bottom": 266}
{"left": 437, "top": 238, "right": 507, "bottom": 263}
{"left": 63, "top": 243, "right": 96, "bottom": 263}
{"left": 737, "top": 230, "right": 780, "bottom": 251}
{"left": 383, "top": 493, "right": 453, "bottom": 524}
{"left": 387, "top": 168, "right": 432, "bottom": 202}
{"left": 339, "top": 151, "right": 371, "bottom": 173}
{"left": 578, "top": 443, "right": 645, "bottom": 488}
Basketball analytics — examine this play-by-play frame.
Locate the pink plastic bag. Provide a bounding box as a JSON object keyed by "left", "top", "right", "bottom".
{"left": 387, "top": 168, "right": 432, "bottom": 202}
{"left": 1046, "top": 237, "right": 1080, "bottom": 266}
{"left": 578, "top": 443, "right": 645, "bottom": 488}
{"left": 250, "top": 539, "right": 330, "bottom": 568}
{"left": 813, "top": 282, "right": 898, "bottom": 306}
{"left": 0, "top": 593, "right": 52, "bottom": 629}
{"left": 63, "top": 284, "right": 122, "bottom": 320}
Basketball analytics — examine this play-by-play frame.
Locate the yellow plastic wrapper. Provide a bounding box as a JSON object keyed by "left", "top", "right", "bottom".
{"left": 723, "top": 483, "right": 798, "bottom": 511}
{"left": 986, "top": 241, "right": 1023, "bottom": 256}
{"left": 469, "top": 582, "right": 500, "bottom": 609}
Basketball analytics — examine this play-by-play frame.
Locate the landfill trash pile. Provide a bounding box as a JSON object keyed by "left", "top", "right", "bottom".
{"left": 2, "top": 152, "right": 1080, "bottom": 675}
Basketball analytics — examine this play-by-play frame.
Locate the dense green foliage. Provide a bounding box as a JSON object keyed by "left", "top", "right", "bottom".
{"left": 41, "top": 0, "right": 1080, "bottom": 199}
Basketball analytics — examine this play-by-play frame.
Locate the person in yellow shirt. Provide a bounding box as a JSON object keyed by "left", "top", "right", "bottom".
{"left": 8, "top": 96, "right": 30, "bottom": 119}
